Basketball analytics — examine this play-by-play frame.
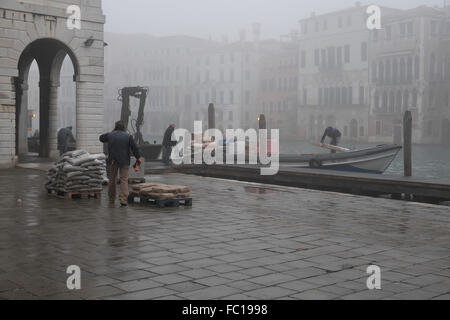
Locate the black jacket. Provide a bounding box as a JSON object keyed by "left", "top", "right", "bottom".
{"left": 99, "top": 130, "right": 140, "bottom": 166}
{"left": 162, "top": 126, "right": 177, "bottom": 147}
{"left": 321, "top": 127, "right": 341, "bottom": 143}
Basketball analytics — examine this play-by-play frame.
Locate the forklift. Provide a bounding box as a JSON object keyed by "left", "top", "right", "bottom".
{"left": 111, "top": 86, "right": 163, "bottom": 183}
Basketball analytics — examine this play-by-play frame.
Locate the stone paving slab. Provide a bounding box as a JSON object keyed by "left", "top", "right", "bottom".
{"left": 0, "top": 168, "right": 449, "bottom": 300}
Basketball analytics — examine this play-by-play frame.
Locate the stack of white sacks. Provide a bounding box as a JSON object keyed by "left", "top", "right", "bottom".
{"left": 46, "top": 150, "right": 108, "bottom": 193}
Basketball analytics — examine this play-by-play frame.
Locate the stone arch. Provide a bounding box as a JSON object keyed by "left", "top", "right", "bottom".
{"left": 16, "top": 38, "right": 80, "bottom": 158}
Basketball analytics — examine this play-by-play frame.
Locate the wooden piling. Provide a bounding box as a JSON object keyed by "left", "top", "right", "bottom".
{"left": 258, "top": 114, "right": 266, "bottom": 130}
{"left": 403, "top": 110, "right": 412, "bottom": 177}
{"left": 208, "top": 103, "right": 215, "bottom": 130}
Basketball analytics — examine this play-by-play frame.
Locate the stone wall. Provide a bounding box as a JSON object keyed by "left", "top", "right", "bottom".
{"left": 0, "top": 0, "right": 105, "bottom": 168}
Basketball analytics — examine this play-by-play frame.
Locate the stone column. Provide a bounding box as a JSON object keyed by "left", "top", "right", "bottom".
{"left": 48, "top": 80, "right": 60, "bottom": 158}
{"left": 76, "top": 80, "right": 104, "bottom": 154}
{"left": 16, "top": 80, "right": 29, "bottom": 155}
{"left": 39, "top": 78, "right": 51, "bottom": 158}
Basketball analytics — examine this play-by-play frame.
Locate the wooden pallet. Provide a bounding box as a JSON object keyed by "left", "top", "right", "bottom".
{"left": 47, "top": 188, "right": 101, "bottom": 200}
{"left": 128, "top": 193, "right": 192, "bottom": 207}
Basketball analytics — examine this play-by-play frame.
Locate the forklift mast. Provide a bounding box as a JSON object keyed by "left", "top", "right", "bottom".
{"left": 118, "top": 86, "right": 148, "bottom": 146}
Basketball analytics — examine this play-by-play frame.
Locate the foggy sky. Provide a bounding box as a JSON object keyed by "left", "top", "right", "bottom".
{"left": 103, "top": 0, "right": 443, "bottom": 40}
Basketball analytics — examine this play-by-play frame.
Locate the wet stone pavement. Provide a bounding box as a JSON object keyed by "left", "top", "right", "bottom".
{"left": 0, "top": 168, "right": 449, "bottom": 300}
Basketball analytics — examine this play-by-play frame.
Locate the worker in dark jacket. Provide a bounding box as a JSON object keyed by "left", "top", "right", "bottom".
{"left": 162, "top": 123, "right": 177, "bottom": 165}
{"left": 57, "top": 126, "right": 75, "bottom": 156}
{"left": 99, "top": 120, "right": 141, "bottom": 206}
{"left": 321, "top": 127, "right": 342, "bottom": 153}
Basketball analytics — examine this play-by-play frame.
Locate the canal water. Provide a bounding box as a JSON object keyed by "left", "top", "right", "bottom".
{"left": 280, "top": 140, "right": 450, "bottom": 179}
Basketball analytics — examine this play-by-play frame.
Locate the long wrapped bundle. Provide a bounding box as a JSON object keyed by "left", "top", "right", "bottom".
{"left": 131, "top": 182, "right": 191, "bottom": 199}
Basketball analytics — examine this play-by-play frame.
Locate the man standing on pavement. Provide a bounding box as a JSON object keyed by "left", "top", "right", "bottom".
{"left": 57, "top": 126, "right": 76, "bottom": 156}
{"left": 162, "top": 123, "right": 177, "bottom": 165}
{"left": 99, "top": 120, "right": 141, "bottom": 206}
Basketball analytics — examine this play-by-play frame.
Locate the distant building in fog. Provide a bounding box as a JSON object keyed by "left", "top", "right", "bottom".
{"left": 258, "top": 38, "right": 299, "bottom": 139}
{"left": 104, "top": 32, "right": 263, "bottom": 141}
{"left": 369, "top": 6, "right": 450, "bottom": 145}
{"left": 295, "top": 3, "right": 400, "bottom": 143}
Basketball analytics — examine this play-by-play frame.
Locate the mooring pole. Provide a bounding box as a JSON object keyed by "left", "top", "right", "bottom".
{"left": 258, "top": 114, "right": 266, "bottom": 130}
{"left": 403, "top": 110, "right": 412, "bottom": 177}
{"left": 208, "top": 103, "right": 215, "bottom": 130}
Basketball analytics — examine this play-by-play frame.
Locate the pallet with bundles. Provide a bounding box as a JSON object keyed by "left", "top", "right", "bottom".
{"left": 46, "top": 188, "right": 102, "bottom": 200}
{"left": 128, "top": 183, "right": 192, "bottom": 207}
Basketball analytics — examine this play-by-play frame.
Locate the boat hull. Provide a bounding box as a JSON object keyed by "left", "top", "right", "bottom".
{"left": 279, "top": 144, "right": 402, "bottom": 174}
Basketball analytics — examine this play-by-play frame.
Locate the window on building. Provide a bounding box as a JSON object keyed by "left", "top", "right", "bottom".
{"left": 371, "top": 62, "right": 377, "bottom": 82}
{"left": 376, "top": 121, "right": 381, "bottom": 135}
{"left": 230, "top": 69, "right": 234, "bottom": 82}
{"left": 338, "top": 16, "right": 343, "bottom": 28}
{"left": 302, "top": 22, "right": 308, "bottom": 34}
{"left": 212, "top": 88, "right": 217, "bottom": 103}
{"left": 245, "top": 91, "right": 250, "bottom": 105}
{"left": 361, "top": 42, "right": 367, "bottom": 61}
{"left": 318, "top": 88, "right": 323, "bottom": 105}
{"left": 337, "top": 47, "right": 343, "bottom": 66}
{"left": 359, "top": 86, "right": 365, "bottom": 105}
{"left": 314, "top": 49, "right": 320, "bottom": 66}
{"left": 385, "top": 60, "right": 391, "bottom": 83}
{"left": 407, "top": 56, "right": 413, "bottom": 81}
{"left": 336, "top": 87, "right": 341, "bottom": 105}
{"left": 414, "top": 56, "right": 420, "bottom": 80}
{"left": 219, "top": 91, "right": 224, "bottom": 104}
{"left": 324, "top": 88, "right": 329, "bottom": 105}
{"left": 393, "top": 59, "right": 398, "bottom": 83}
{"left": 315, "top": 21, "right": 319, "bottom": 32}
{"left": 301, "top": 51, "right": 306, "bottom": 68}
{"left": 343, "top": 126, "right": 348, "bottom": 136}
{"left": 344, "top": 45, "right": 350, "bottom": 63}
{"left": 400, "top": 58, "right": 406, "bottom": 82}
{"left": 323, "top": 20, "right": 328, "bottom": 31}
{"left": 342, "top": 87, "right": 347, "bottom": 105}
{"left": 359, "top": 126, "right": 365, "bottom": 137}
{"left": 348, "top": 86, "right": 353, "bottom": 105}
{"left": 386, "top": 25, "right": 392, "bottom": 40}
{"left": 328, "top": 47, "right": 336, "bottom": 67}
{"left": 196, "top": 92, "right": 200, "bottom": 104}
{"left": 229, "top": 111, "right": 233, "bottom": 121}
{"left": 400, "top": 23, "right": 406, "bottom": 37}
{"left": 347, "top": 15, "right": 352, "bottom": 26}
{"left": 245, "top": 70, "right": 250, "bottom": 80}
{"left": 407, "top": 21, "right": 413, "bottom": 35}
{"left": 430, "top": 21, "right": 437, "bottom": 35}
{"left": 430, "top": 53, "right": 436, "bottom": 79}
{"left": 321, "top": 49, "right": 326, "bottom": 67}
{"left": 373, "top": 29, "right": 379, "bottom": 42}
{"left": 303, "top": 88, "right": 308, "bottom": 105}
{"left": 220, "top": 55, "right": 224, "bottom": 64}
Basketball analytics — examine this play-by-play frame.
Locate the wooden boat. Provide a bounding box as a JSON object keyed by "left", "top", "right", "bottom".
{"left": 279, "top": 144, "right": 402, "bottom": 174}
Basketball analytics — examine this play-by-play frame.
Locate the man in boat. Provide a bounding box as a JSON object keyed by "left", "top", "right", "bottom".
{"left": 320, "top": 127, "right": 342, "bottom": 153}
{"left": 162, "top": 123, "right": 177, "bottom": 165}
